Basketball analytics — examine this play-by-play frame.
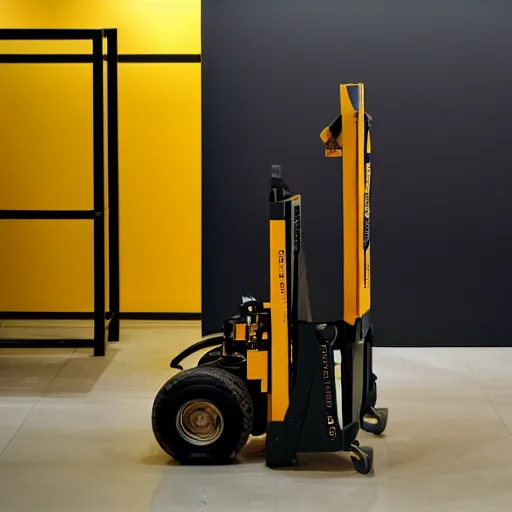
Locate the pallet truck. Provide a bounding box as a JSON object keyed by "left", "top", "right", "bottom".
{"left": 151, "top": 83, "right": 388, "bottom": 473}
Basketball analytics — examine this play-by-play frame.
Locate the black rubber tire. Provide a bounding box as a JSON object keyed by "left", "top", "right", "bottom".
{"left": 152, "top": 367, "right": 253, "bottom": 464}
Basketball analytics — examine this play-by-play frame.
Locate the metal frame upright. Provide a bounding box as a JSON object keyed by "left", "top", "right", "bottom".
{"left": 0, "top": 28, "right": 120, "bottom": 356}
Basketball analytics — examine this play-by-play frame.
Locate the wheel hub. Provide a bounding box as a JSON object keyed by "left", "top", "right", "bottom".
{"left": 176, "top": 400, "right": 224, "bottom": 446}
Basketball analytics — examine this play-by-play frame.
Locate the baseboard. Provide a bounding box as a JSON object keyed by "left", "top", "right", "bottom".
{"left": 0, "top": 312, "right": 202, "bottom": 321}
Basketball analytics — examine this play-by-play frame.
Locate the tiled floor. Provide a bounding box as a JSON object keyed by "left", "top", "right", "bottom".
{"left": 1, "top": 320, "right": 512, "bottom": 511}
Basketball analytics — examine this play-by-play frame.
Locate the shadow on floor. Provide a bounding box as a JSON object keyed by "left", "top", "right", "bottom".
{"left": 141, "top": 435, "right": 357, "bottom": 475}
{"left": 0, "top": 346, "right": 120, "bottom": 398}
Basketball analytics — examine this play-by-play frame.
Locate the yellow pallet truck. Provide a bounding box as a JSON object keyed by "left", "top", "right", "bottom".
{"left": 152, "top": 83, "right": 388, "bottom": 474}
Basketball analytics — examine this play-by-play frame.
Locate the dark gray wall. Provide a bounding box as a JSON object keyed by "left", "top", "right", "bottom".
{"left": 201, "top": 0, "right": 512, "bottom": 346}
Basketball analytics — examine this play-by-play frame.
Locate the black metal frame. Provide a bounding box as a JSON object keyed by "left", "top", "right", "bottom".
{"left": 0, "top": 28, "right": 120, "bottom": 356}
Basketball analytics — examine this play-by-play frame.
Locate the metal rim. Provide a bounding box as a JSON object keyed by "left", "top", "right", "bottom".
{"left": 176, "top": 400, "right": 224, "bottom": 446}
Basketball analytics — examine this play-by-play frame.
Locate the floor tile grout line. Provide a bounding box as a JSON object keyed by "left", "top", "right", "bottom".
{"left": 0, "top": 349, "right": 76, "bottom": 459}
{"left": 0, "top": 398, "right": 39, "bottom": 459}
{"left": 459, "top": 349, "right": 512, "bottom": 440}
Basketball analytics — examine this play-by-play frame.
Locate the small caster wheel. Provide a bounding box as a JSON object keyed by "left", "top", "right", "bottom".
{"left": 350, "top": 444, "right": 373, "bottom": 475}
{"left": 361, "top": 407, "right": 388, "bottom": 435}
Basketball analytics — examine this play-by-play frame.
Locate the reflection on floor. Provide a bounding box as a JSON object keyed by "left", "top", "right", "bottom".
{"left": 1, "top": 320, "right": 512, "bottom": 511}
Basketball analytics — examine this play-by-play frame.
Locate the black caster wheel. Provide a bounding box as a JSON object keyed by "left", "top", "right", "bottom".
{"left": 361, "top": 407, "right": 388, "bottom": 435}
{"left": 350, "top": 444, "right": 374, "bottom": 475}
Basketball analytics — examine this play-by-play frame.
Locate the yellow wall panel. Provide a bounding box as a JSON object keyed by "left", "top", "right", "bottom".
{"left": 119, "top": 64, "right": 201, "bottom": 312}
{"left": 0, "top": 221, "right": 93, "bottom": 311}
{"left": 0, "top": 65, "right": 93, "bottom": 210}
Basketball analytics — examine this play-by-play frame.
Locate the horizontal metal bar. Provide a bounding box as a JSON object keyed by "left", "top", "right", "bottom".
{"left": 0, "top": 29, "right": 102, "bottom": 40}
{"left": 0, "top": 53, "right": 202, "bottom": 64}
{"left": 0, "top": 312, "right": 93, "bottom": 320}
{"left": 0, "top": 54, "right": 93, "bottom": 64}
{"left": 0, "top": 210, "right": 97, "bottom": 220}
{"left": 118, "top": 54, "right": 201, "bottom": 63}
{"left": 0, "top": 311, "right": 201, "bottom": 321}
{"left": 0, "top": 338, "right": 95, "bottom": 348}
